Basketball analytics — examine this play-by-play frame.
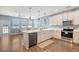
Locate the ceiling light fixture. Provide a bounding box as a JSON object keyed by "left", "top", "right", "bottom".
{"left": 55, "top": 9, "right": 59, "bottom": 11}
{"left": 38, "top": 10, "right": 40, "bottom": 20}
{"left": 29, "top": 7, "right": 32, "bottom": 20}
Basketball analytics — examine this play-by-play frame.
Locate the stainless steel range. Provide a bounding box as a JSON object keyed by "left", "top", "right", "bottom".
{"left": 61, "top": 20, "right": 73, "bottom": 42}
{"left": 61, "top": 29, "right": 73, "bottom": 38}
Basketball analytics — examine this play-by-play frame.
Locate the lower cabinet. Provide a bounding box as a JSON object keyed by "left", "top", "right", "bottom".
{"left": 56, "top": 30, "right": 62, "bottom": 39}
{"left": 23, "top": 29, "right": 62, "bottom": 49}
{"left": 37, "top": 31, "right": 46, "bottom": 43}
{"left": 37, "top": 30, "right": 53, "bottom": 43}
{"left": 52, "top": 29, "right": 61, "bottom": 39}
{"left": 73, "top": 31, "right": 79, "bottom": 44}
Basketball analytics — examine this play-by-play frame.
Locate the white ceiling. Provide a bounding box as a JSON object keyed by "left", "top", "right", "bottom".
{"left": 0, "top": 6, "right": 77, "bottom": 19}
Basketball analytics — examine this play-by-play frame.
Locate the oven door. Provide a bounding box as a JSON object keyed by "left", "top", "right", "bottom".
{"left": 61, "top": 31, "right": 73, "bottom": 38}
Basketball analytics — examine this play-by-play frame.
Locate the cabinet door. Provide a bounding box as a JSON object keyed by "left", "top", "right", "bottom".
{"left": 57, "top": 14, "right": 63, "bottom": 25}
{"left": 45, "top": 31, "right": 50, "bottom": 40}
{"left": 52, "top": 30, "right": 61, "bottom": 39}
{"left": 52, "top": 30, "right": 56, "bottom": 38}
{"left": 37, "top": 31, "right": 46, "bottom": 43}
{"left": 37, "top": 30, "right": 53, "bottom": 43}
{"left": 49, "top": 16, "right": 54, "bottom": 25}
{"left": 41, "top": 31, "right": 47, "bottom": 41}
{"left": 37, "top": 32, "right": 41, "bottom": 43}
{"left": 46, "top": 30, "right": 52, "bottom": 39}
{"left": 67, "top": 11, "right": 74, "bottom": 20}
{"left": 73, "top": 31, "right": 79, "bottom": 44}
{"left": 49, "top": 14, "right": 63, "bottom": 26}
{"left": 62, "top": 13, "right": 68, "bottom": 21}
{"left": 73, "top": 10, "right": 79, "bottom": 25}
{"left": 49, "top": 16, "right": 59, "bottom": 25}
{"left": 56, "top": 30, "right": 61, "bottom": 39}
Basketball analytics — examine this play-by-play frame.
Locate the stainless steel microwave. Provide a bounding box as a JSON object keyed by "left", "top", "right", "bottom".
{"left": 63, "top": 20, "right": 73, "bottom": 26}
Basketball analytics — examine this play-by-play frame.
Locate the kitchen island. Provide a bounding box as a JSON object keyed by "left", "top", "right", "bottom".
{"left": 22, "top": 28, "right": 62, "bottom": 49}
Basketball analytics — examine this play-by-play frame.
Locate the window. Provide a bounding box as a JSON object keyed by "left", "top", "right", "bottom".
{"left": 41, "top": 17, "right": 49, "bottom": 28}
{"left": 33, "top": 19, "right": 41, "bottom": 28}
{"left": 20, "top": 19, "right": 27, "bottom": 31}
{"left": 11, "top": 17, "right": 20, "bottom": 33}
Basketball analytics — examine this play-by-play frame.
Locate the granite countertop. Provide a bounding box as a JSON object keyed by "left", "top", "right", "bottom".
{"left": 74, "top": 29, "right": 79, "bottom": 32}
{"left": 22, "top": 28, "right": 63, "bottom": 33}
{"left": 22, "top": 30, "right": 40, "bottom": 33}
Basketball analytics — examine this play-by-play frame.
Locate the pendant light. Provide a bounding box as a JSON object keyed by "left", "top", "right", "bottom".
{"left": 43, "top": 12, "right": 47, "bottom": 24}
{"left": 38, "top": 10, "right": 41, "bottom": 28}
{"left": 28, "top": 7, "right": 32, "bottom": 28}
{"left": 28, "top": 7, "right": 32, "bottom": 22}
{"left": 38, "top": 10, "right": 40, "bottom": 20}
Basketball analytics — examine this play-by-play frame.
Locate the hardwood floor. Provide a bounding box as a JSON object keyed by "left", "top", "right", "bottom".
{"left": 0, "top": 34, "right": 79, "bottom": 52}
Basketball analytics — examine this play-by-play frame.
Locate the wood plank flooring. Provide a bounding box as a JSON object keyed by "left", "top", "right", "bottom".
{"left": 0, "top": 34, "right": 79, "bottom": 52}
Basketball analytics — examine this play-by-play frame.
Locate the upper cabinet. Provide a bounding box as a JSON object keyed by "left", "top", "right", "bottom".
{"left": 49, "top": 11, "right": 75, "bottom": 26}
{"left": 62, "top": 11, "right": 74, "bottom": 21}
{"left": 67, "top": 11, "right": 74, "bottom": 20}
{"left": 57, "top": 14, "right": 63, "bottom": 25}
{"left": 49, "top": 14, "right": 63, "bottom": 26}
{"left": 49, "top": 16, "right": 54, "bottom": 25}
{"left": 62, "top": 13, "right": 68, "bottom": 21}
{"left": 73, "top": 10, "right": 79, "bottom": 25}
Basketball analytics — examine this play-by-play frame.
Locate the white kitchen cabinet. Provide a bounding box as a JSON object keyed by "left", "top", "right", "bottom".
{"left": 49, "top": 14, "right": 63, "bottom": 26}
{"left": 37, "top": 31, "right": 47, "bottom": 43}
{"left": 73, "top": 10, "right": 79, "bottom": 25}
{"left": 49, "top": 16, "right": 60, "bottom": 25}
{"left": 52, "top": 30, "right": 56, "bottom": 38}
{"left": 56, "top": 30, "right": 61, "bottom": 39}
{"left": 49, "top": 16, "right": 55, "bottom": 25}
{"left": 62, "top": 11, "right": 73, "bottom": 21}
{"left": 67, "top": 11, "right": 74, "bottom": 20}
{"left": 23, "top": 33, "right": 29, "bottom": 49}
{"left": 49, "top": 11, "right": 74, "bottom": 25}
{"left": 58, "top": 14, "right": 63, "bottom": 25}
{"left": 62, "top": 12, "right": 68, "bottom": 21}
{"left": 49, "top": 17, "right": 52, "bottom": 25}
{"left": 37, "top": 31, "right": 45, "bottom": 43}
{"left": 37, "top": 30, "right": 53, "bottom": 43}
{"left": 40, "top": 31, "right": 47, "bottom": 42}
{"left": 73, "top": 30, "right": 79, "bottom": 44}
{"left": 52, "top": 29, "right": 62, "bottom": 39}
{"left": 53, "top": 15, "right": 63, "bottom": 25}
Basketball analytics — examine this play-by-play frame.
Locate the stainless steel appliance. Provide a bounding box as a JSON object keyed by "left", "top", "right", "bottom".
{"left": 29, "top": 32, "right": 37, "bottom": 47}
{"left": 63, "top": 20, "right": 73, "bottom": 26}
{"left": 61, "top": 20, "right": 73, "bottom": 42}
{"left": 61, "top": 29, "right": 73, "bottom": 38}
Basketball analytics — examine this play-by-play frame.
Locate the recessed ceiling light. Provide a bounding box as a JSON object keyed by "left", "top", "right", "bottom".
{"left": 55, "top": 9, "right": 59, "bottom": 11}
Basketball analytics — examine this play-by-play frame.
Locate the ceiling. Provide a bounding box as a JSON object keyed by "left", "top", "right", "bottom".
{"left": 0, "top": 6, "right": 78, "bottom": 19}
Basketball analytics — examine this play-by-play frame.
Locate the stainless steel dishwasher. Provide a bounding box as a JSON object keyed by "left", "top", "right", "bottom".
{"left": 29, "top": 32, "right": 37, "bottom": 47}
